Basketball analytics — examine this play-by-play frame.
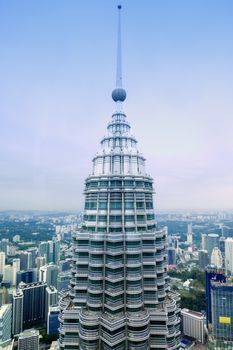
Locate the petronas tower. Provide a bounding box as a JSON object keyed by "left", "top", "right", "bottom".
{"left": 59, "top": 5, "right": 181, "bottom": 350}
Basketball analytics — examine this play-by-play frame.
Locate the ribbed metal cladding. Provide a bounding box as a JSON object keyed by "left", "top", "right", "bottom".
{"left": 58, "top": 111, "right": 181, "bottom": 350}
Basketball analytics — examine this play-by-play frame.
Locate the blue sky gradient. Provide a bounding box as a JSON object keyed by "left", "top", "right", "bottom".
{"left": 0, "top": 0, "right": 233, "bottom": 210}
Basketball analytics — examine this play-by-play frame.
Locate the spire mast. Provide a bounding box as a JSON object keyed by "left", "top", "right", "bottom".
{"left": 112, "top": 5, "right": 127, "bottom": 104}
{"left": 116, "top": 5, "right": 122, "bottom": 88}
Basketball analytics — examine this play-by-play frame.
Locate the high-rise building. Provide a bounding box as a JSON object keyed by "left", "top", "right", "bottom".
{"left": 18, "top": 329, "right": 39, "bottom": 350}
{"left": 27, "top": 248, "right": 37, "bottom": 268}
{"left": 59, "top": 259, "right": 72, "bottom": 272}
{"left": 225, "top": 238, "right": 233, "bottom": 276}
{"left": 3, "top": 265, "right": 15, "bottom": 286}
{"left": 211, "top": 247, "right": 223, "bottom": 269}
{"left": 39, "top": 264, "right": 59, "bottom": 289}
{"left": 38, "top": 240, "right": 60, "bottom": 265}
{"left": 0, "top": 252, "right": 6, "bottom": 275}
{"left": 16, "top": 269, "right": 38, "bottom": 286}
{"left": 58, "top": 6, "right": 181, "bottom": 350}
{"left": 167, "top": 247, "right": 176, "bottom": 265}
{"left": 207, "top": 234, "right": 219, "bottom": 258}
{"left": 219, "top": 236, "right": 225, "bottom": 267}
{"left": 36, "top": 256, "right": 46, "bottom": 271}
{"left": 12, "top": 289, "right": 24, "bottom": 336}
{"left": 0, "top": 240, "right": 9, "bottom": 255}
{"left": 19, "top": 282, "right": 46, "bottom": 326}
{"left": 201, "top": 233, "right": 208, "bottom": 251}
{"left": 38, "top": 242, "right": 48, "bottom": 263}
{"left": 205, "top": 267, "right": 226, "bottom": 326}
{"left": 187, "top": 223, "right": 193, "bottom": 246}
{"left": 0, "top": 287, "right": 8, "bottom": 307}
{"left": 57, "top": 272, "right": 70, "bottom": 292}
{"left": 181, "top": 308, "right": 205, "bottom": 344}
{"left": 47, "top": 306, "right": 59, "bottom": 335}
{"left": 45, "top": 286, "right": 58, "bottom": 322}
{"left": 198, "top": 249, "right": 209, "bottom": 270}
{"left": 12, "top": 258, "right": 20, "bottom": 272}
{"left": 20, "top": 252, "right": 32, "bottom": 271}
{"left": 208, "top": 281, "right": 233, "bottom": 349}
{"left": 0, "top": 304, "right": 12, "bottom": 346}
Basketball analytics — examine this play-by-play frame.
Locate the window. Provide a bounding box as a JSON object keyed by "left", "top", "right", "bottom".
{"left": 124, "top": 180, "right": 134, "bottom": 187}
{"left": 97, "top": 227, "right": 106, "bottom": 232}
{"left": 110, "top": 202, "right": 122, "bottom": 209}
{"left": 147, "top": 214, "right": 155, "bottom": 220}
{"left": 138, "top": 227, "right": 146, "bottom": 232}
{"left": 125, "top": 215, "right": 135, "bottom": 222}
{"left": 125, "top": 227, "right": 134, "bottom": 232}
{"left": 98, "top": 202, "right": 107, "bottom": 209}
{"left": 109, "top": 227, "right": 122, "bottom": 232}
{"left": 87, "top": 215, "right": 96, "bottom": 221}
{"left": 85, "top": 201, "right": 97, "bottom": 210}
{"left": 125, "top": 201, "right": 134, "bottom": 209}
{"left": 135, "top": 181, "right": 144, "bottom": 187}
{"left": 110, "top": 180, "right": 122, "bottom": 187}
{"left": 99, "top": 181, "right": 108, "bottom": 187}
{"left": 136, "top": 202, "right": 144, "bottom": 209}
{"left": 89, "top": 181, "right": 98, "bottom": 188}
{"left": 110, "top": 215, "right": 122, "bottom": 222}
{"left": 137, "top": 215, "right": 145, "bottom": 221}
{"left": 146, "top": 202, "right": 153, "bottom": 209}
{"left": 98, "top": 215, "right": 107, "bottom": 222}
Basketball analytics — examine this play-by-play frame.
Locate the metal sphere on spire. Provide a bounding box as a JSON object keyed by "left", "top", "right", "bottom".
{"left": 112, "top": 87, "right": 127, "bottom": 102}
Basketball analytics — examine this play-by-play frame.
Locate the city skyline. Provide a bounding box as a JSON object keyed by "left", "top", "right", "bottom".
{"left": 1, "top": 0, "right": 233, "bottom": 211}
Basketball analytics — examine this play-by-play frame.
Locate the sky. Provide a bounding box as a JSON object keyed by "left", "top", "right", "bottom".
{"left": 0, "top": 0, "right": 233, "bottom": 211}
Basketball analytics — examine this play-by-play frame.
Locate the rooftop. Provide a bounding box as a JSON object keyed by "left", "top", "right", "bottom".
{"left": 181, "top": 308, "right": 205, "bottom": 318}
{"left": 18, "top": 328, "right": 39, "bottom": 339}
{"left": 0, "top": 304, "right": 11, "bottom": 317}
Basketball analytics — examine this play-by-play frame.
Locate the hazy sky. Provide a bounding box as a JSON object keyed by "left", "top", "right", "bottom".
{"left": 0, "top": 0, "right": 233, "bottom": 211}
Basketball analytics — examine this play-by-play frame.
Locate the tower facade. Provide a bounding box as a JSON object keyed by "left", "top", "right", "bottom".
{"left": 0, "top": 252, "right": 5, "bottom": 275}
{"left": 187, "top": 223, "right": 193, "bottom": 246}
{"left": 225, "top": 238, "right": 233, "bottom": 275}
{"left": 59, "top": 6, "right": 180, "bottom": 350}
{"left": 19, "top": 281, "right": 46, "bottom": 326}
{"left": 207, "top": 233, "right": 219, "bottom": 258}
{"left": 0, "top": 304, "right": 12, "bottom": 346}
{"left": 12, "top": 289, "right": 24, "bottom": 336}
{"left": 210, "top": 247, "right": 223, "bottom": 269}
{"left": 18, "top": 329, "right": 40, "bottom": 350}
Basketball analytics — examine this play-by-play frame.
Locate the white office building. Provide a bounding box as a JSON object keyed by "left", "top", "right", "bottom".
{"left": 225, "top": 238, "right": 233, "bottom": 275}
{"left": 18, "top": 329, "right": 39, "bottom": 350}
{"left": 211, "top": 247, "right": 223, "bottom": 269}
{"left": 181, "top": 308, "right": 205, "bottom": 344}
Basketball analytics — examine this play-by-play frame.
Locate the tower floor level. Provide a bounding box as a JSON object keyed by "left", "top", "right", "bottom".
{"left": 58, "top": 5, "right": 181, "bottom": 350}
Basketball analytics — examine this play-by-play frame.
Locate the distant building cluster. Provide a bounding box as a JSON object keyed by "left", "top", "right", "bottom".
{"left": 0, "top": 214, "right": 78, "bottom": 349}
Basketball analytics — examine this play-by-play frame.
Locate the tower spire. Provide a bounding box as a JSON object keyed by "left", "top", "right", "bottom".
{"left": 116, "top": 4, "right": 122, "bottom": 88}
{"left": 112, "top": 5, "right": 127, "bottom": 103}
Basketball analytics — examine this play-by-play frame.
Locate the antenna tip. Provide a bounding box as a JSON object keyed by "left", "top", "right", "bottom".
{"left": 118, "top": 5, "right": 122, "bottom": 10}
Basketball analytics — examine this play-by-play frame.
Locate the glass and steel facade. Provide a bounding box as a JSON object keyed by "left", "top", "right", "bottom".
{"left": 211, "top": 282, "right": 233, "bottom": 341}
